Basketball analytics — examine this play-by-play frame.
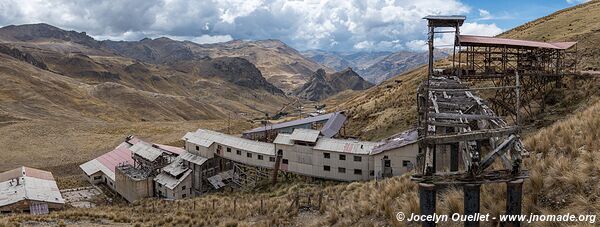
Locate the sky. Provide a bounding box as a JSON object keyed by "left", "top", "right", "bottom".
{"left": 0, "top": 0, "right": 590, "bottom": 52}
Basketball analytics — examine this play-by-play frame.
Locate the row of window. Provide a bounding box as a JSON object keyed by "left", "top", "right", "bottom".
{"left": 223, "top": 146, "right": 278, "bottom": 162}
{"left": 323, "top": 153, "right": 362, "bottom": 162}
{"left": 323, "top": 165, "right": 362, "bottom": 175}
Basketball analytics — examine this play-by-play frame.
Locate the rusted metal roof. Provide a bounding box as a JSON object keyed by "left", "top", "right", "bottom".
{"left": 80, "top": 136, "right": 180, "bottom": 181}
{"left": 371, "top": 129, "right": 419, "bottom": 155}
{"left": 130, "top": 142, "right": 164, "bottom": 162}
{"left": 459, "top": 35, "right": 577, "bottom": 50}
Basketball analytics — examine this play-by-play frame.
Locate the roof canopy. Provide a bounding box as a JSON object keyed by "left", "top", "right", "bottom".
{"left": 423, "top": 15, "right": 466, "bottom": 27}
{"left": 458, "top": 35, "right": 577, "bottom": 50}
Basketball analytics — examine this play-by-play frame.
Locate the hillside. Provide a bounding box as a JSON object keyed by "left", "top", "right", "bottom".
{"left": 499, "top": 0, "right": 600, "bottom": 69}
{"left": 104, "top": 38, "right": 327, "bottom": 92}
{"left": 2, "top": 98, "right": 598, "bottom": 226}
{"left": 294, "top": 68, "right": 373, "bottom": 101}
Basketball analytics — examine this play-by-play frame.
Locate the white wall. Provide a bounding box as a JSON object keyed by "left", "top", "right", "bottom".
{"left": 373, "top": 143, "right": 418, "bottom": 178}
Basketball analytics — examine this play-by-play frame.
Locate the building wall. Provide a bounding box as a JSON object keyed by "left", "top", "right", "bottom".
{"left": 154, "top": 173, "right": 192, "bottom": 200}
{"left": 372, "top": 143, "right": 418, "bottom": 178}
{"left": 83, "top": 172, "right": 104, "bottom": 185}
{"left": 278, "top": 144, "right": 373, "bottom": 181}
{"left": 114, "top": 168, "right": 153, "bottom": 203}
{"left": 0, "top": 200, "right": 64, "bottom": 213}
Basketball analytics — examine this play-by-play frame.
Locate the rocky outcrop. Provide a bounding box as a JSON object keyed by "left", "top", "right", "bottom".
{"left": 294, "top": 68, "right": 373, "bottom": 101}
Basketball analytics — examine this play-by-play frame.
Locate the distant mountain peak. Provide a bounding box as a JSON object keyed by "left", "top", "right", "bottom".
{"left": 294, "top": 67, "right": 372, "bottom": 101}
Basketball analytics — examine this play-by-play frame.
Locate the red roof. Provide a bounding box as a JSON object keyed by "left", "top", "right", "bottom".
{"left": 153, "top": 144, "right": 185, "bottom": 155}
{"left": 96, "top": 145, "right": 134, "bottom": 173}
{"left": 459, "top": 35, "right": 577, "bottom": 50}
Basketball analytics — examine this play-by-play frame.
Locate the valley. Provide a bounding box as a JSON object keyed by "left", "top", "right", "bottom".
{"left": 1, "top": 1, "right": 600, "bottom": 226}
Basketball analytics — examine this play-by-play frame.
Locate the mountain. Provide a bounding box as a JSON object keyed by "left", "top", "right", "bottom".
{"left": 358, "top": 51, "right": 448, "bottom": 84}
{"left": 302, "top": 49, "right": 446, "bottom": 84}
{"left": 103, "top": 38, "right": 326, "bottom": 92}
{"left": 294, "top": 68, "right": 373, "bottom": 101}
{"left": 301, "top": 50, "right": 391, "bottom": 72}
{"left": 0, "top": 23, "right": 291, "bottom": 123}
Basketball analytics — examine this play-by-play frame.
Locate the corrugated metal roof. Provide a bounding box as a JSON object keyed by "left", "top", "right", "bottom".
{"left": 243, "top": 112, "right": 341, "bottom": 134}
{"left": 290, "top": 129, "right": 320, "bottom": 142}
{"left": 183, "top": 132, "right": 214, "bottom": 147}
{"left": 207, "top": 170, "right": 233, "bottom": 189}
{"left": 320, "top": 112, "right": 346, "bottom": 138}
{"left": 459, "top": 35, "right": 577, "bottom": 50}
{"left": 80, "top": 136, "right": 179, "bottom": 181}
{"left": 162, "top": 157, "right": 189, "bottom": 177}
{"left": 371, "top": 129, "right": 419, "bottom": 155}
{"left": 130, "top": 142, "right": 164, "bottom": 162}
{"left": 0, "top": 167, "right": 64, "bottom": 207}
{"left": 154, "top": 169, "right": 191, "bottom": 190}
{"left": 313, "top": 138, "right": 383, "bottom": 155}
{"left": 273, "top": 133, "right": 294, "bottom": 145}
{"left": 186, "top": 129, "right": 275, "bottom": 155}
{"left": 179, "top": 152, "right": 208, "bottom": 166}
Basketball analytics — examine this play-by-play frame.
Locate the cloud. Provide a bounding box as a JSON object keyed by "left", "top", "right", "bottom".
{"left": 0, "top": 0, "right": 498, "bottom": 52}
{"left": 405, "top": 22, "right": 502, "bottom": 52}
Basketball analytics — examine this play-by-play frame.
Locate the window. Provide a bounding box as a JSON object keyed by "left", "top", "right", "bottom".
{"left": 226, "top": 147, "right": 231, "bottom": 152}
{"left": 236, "top": 150, "right": 241, "bottom": 155}
{"left": 354, "top": 169, "right": 362, "bottom": 175}
{"left": 324, "top": 165, "right": 331, "bottom": 171}
{"left": 338, "top": 167, "right": 346, "bottom": 173}
{"left": 93, "top": 176, "right": 102, "bottom": 180}
{"left": 369, "top": 170, "right": 374, "bottom": 176}
{"left": 182, "top": 194, "right": 187, "bottom": 198}
{"left": 282, "top": 159, "right": 289, "bottom": 164}
{"left": 269, "top": 157, "right": 276, "bottom": 162}
{"left": 384, "top": 160, "right": 391, "bottom": 167}
{"left": 403, "top": 160, "right": 411, "bottom": 167}
{"left": 247, "top": 152, "right": 252, "bottom": 158}
{"left": 258, "top": 155, "right": 263, "bottom": 160}
{"left": 182, "top": 185, "right": 186, "bottom": 190}
{"left": 323, "top": 153, "right": 330, "bottom": 159}
{"left": 195, "top": 145, "right": 200, "bottom": 151}
{"left": 339, "top": 154, "right": 346, "bottom": 160}
{"left": 353, "top": 156, "right": 362, "bottom": 162}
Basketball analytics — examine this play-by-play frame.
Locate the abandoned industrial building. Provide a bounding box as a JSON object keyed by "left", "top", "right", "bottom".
{"left": 78, "top": 112, "right": 418, "bottom": 201}
{"left": 0, "top": 166, "right": 64, "bottom": 214}
{"left": 79, "top": 136, "right": 185, "bottom": 202}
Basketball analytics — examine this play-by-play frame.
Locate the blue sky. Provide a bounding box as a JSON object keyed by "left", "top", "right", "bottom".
{"left": 463, "top": 0, "right": 583, "bottom": 30}
{"left": 0, "top": 0, "right": 590, "bottom": 52}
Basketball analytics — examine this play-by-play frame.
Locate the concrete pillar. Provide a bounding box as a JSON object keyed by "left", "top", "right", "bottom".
{"left": 419, "top": 183, "right": 436, "bottom": 227}
{"left": 505, "top": 179, "right": 524, "bottom": 227}
{"left": 463, "top": 184, "right": 481, "bottom": 227}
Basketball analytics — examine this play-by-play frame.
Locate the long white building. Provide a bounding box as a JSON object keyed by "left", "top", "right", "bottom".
{"left": 182, "top": 127, "right": 418, "bottom": 182}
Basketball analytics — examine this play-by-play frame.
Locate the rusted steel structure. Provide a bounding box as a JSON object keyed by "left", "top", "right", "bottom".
{"left": 412, "top": 15, "right": 576, "bottom": 227}
{"left": 454, "top": 35, "right": 578, "bottom": 117}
